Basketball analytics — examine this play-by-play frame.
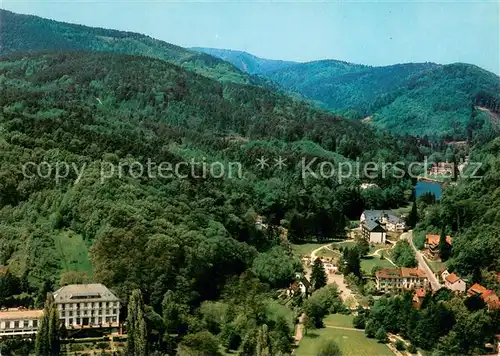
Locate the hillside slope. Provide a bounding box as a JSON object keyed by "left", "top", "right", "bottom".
{"left": 0, "top": 51, "right": 424, "bottom": 299}
{"left": 191, "top": 47, "right": 297, "bottom": 75}
{"left": 201, "top": 48, "right": 500, "bottom": 138}
{"left": 0, "top": 9, "right": 257, "bottom": 84}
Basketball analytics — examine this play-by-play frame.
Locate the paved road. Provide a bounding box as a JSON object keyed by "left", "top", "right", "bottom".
{"left": 404, "top": 230, "right": 441, "bottom": 291}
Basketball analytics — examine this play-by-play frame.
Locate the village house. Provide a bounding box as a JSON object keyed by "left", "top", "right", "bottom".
{"left": 412, "top": 288, "right": 427, "bottom": 309}
{"left": 0, "top": 309, "right": 43, "bottom": 337}
{"left": 53, "top": 284, "right": 120, "bottom": 329}
{"left": 424, "top": 234, "right": 452, "bottom": 260}
{"left": 286, "top": 273, "right": 310, "bottom": 297}
{"left": 443, "top": 272, "right": 467, "bottom": 293}
{"left": 375, "top": 267, "right": 429, "bottom": 293}
{"left": 468, "top": 283, "right": 500, "bottom": 310}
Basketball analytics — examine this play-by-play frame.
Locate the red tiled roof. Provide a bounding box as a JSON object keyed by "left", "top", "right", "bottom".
{"left": 376, "top": 268, "right": 427, "bottom": 279}
{"left": 401, "top": 267, "right": 427, "bottom": 278}
{"left": 468, "top": 283, "right": 488, "bottom": 295}
{"left": 426, "top": 234, "right": 452, "bottom": 246}
{"left": 445, "top": 273, "right": 461, "bottom": 284}
{"left": 376, "top": 268, "right": 402, "bottom": 279}
{"left": 414, "top": 288, "right": 426, "bottom": 298}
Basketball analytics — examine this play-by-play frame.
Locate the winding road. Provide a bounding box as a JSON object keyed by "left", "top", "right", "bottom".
{"left": 403, "top": 230, "right": 441, "bottom": 291}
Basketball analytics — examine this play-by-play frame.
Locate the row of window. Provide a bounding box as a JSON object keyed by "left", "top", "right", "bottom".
{"left": 64, "top": 316, "right": 117, "bottom": 325}
{"left": 61, "top": 309, "right": 118, "bottom": 317}
{"left": 60, "top": 301, "right": 118, "bottom": 309}
{"left": 0, "top": 320, "right": 38, "bottom": 329}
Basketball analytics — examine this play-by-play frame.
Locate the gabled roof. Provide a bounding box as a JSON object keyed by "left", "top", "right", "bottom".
{"left": 468, "top": 283, "right": 488, "bottom": 295}
{"left": 363, "top": 219, "right": 386, "bottom": 232}
{"left": 362, "top": 210, "right": 405, "bottom": 225}
{"left": 445, "top": 273, "right": 462, "bottom": 284}
{"left": 376, "top": 268, "right": 402, "bottom": 279}
{"left": 401, "top": 268, "right": 427, "bottom": 278}
{"left": 425, "top": 234, "right": 452, "bottom": 246}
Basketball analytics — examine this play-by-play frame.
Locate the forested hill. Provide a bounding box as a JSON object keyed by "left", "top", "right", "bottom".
{"left": 0, "top": 9, "right": 260, "bottom": 85}
{"left": 198, "top": 48, "right": 500, "bottom": 139}
{"left": 0, "top": 51, "right": 422, "bottom": 307}
{"left": 191, "top": 47, "right": 298, "bottom": 75}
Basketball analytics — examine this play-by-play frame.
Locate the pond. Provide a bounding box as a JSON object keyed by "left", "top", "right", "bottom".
{"left": 415, "top": 181, "right": 442, "bottom": 199}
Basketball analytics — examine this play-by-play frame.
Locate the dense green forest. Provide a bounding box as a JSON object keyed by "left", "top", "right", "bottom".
{"left": 197, "top": 48, "right": 500, "bottom": 139}
{"left": 0, "top": 51, "right": 428, "bottom": 353}
{"left": 0, "top": 9, "right": 263, "bottom": 85}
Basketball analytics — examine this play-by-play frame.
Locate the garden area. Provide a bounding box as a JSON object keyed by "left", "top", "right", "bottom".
{"left": 296, "top": 315, "right": 393, "bottom": 356}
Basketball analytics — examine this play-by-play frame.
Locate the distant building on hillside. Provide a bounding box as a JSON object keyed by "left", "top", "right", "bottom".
{"left": 428, "top": 162, "right": 454, "bottom": 176}
{"left": 375, "top": 267, "right": 429, "bottom": 293}
{"left": 0, "top": 309, "right": 43, "bottom": 337}
{"left": 424, "top": 234, "right": 453, "bottom": 260}
{"left": 53, "top": 284, "right": 120, "bottom": 329}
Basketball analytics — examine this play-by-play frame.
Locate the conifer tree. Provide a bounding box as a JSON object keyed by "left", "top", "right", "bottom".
{"left": 311, "top": 258, "right": 327, "bottom": 290}
{"left": 35, "top": 293, "right": 60, "bottom": 356}
{"left": 126, "top": 289, "right": 148, "bottom": 356}
{"left": 255, "top": 324, "right": 270, "bottom": 356}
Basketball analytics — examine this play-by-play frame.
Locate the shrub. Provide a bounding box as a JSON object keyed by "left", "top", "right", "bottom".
{"left": 395, "top": 340, "right": 406, "bottom": 351}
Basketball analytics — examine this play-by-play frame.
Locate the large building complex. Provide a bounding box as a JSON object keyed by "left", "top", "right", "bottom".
{"left": 376, "top": 267, "right": 429, "bottom": 293}
{"left": 53, "top": 284, "right": 120, "bottom": 329}
{"left": 360, "top": 210, "right": 406, "bottom": 244}
{"left": 0, "top": 309, "right": 43, "bottom": 337}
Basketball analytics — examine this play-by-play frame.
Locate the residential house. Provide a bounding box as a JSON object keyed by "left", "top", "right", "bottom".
{"left": 375, "top": 267, "right": 429, "bottom": 293}
{"left": 412, "top": 288, "right": 427, "bottom": 309}
{"left": 360, "top": 210, "right": 406, "bottom": 234}
{"left": 0, "top": 309, "right": 43, "bottom": 337}
{"left": 53, "top": 284, "right": 120, "bottom": 329}
{"left": 468, "top": 283, "right": 500, "bottom": 310}
{"left": 287, "top": 273, "right": 311, "bottom": 297}
{"left": 361, "top": 219, "right": 387, "bottom": 244}
{"left": 444, "top": 273, "right": 466, "bottom": 293}
{"left": 424, "top": 234, "right": 452, "bottom": 260}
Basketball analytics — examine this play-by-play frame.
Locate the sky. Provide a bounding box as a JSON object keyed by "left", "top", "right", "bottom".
{"left": 2, "top": 0, "right": 499, "bottom": 74}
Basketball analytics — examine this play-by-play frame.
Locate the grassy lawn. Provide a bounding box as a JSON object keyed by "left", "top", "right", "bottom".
{"left": 424, "top": 257, "right": 445, "bottom": 274}
{"left": 291, "top": 243, "right": 326, "bottom": 257}
{"left": 368, "top": 243, "right": 387, "bottom": 254}
{"left": 323, "top": 314, "right": 355, "bottom": 328}
{"left": 361, "top": 256, "right": 395, "bottom": 274}
{"left": 332, "top": 241, "right": 356, "bottom": 250}
{"left": 296, "top": 324, "right": 392, "bottom": 356}
{"left": 53, "top": 231, "right": 93, "bottom": 275}
{"left": 317, "top": 248, "right": 340, "bottom": 259}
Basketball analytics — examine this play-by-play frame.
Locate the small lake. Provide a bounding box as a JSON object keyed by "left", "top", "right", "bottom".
{"left": 416, "top": 181, "right": 442, "bottom": 199}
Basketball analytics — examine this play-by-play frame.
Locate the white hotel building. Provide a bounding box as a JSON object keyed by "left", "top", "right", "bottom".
{"left": 53, "top": 284, "right": 120, "bottom": 328}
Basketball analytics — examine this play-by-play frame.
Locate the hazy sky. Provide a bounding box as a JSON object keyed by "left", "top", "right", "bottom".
{"left": 3, "top": 0, "right": 499, "bottom": 74}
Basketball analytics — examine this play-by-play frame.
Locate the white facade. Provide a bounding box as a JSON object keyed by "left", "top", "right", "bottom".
{"left": 54, "top": 284, "right": 120, "bottom": 329}
{"left": 369, "top": 231, "right": 386, "bottom": 244}
{"left": 0, "top": 309, "right": 43, "bottom": 337}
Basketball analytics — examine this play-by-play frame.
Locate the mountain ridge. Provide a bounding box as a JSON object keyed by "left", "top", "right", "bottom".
{"left": 194, "top": 47, "right": 500, "bottom": 138}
